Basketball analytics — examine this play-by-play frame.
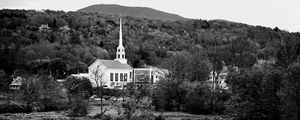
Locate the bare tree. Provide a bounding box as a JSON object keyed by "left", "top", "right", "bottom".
{"left": 90, "top": 66, "right": 105, "bottom": 116}
{"left": 90, "top": 66, "right": 121, "bottom": 118}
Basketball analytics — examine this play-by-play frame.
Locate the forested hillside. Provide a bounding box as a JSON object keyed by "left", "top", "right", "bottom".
{"left": 0, "top": 9, "right": 299, "bottom": 78}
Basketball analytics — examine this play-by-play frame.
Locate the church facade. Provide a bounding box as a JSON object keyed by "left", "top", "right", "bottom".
{"left": 88, "top": 18, "right": 133, "bottom": 89}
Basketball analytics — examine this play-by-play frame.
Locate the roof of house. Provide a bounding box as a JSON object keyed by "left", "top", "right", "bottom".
{"left": 71, "top": 73, "right": 89, "bottom": 78}
{"left": 10, "top": 77, "right": 22, "bottom": 86}
{"left": 90, "top": 59, "right": 132, "bottom": 69}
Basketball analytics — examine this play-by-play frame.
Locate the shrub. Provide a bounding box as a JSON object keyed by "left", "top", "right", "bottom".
{"left": 182, "top": 82, "right": 211, "bottom": 114}
{"left": 154, "top": 115, "right": 165, "bottom": 120}
{"left": 154, "top": 78, "right": 186, "bottom": 111}
{"left": 68, "top": 96, "right": 89, "bottom": 117}
{"left": 183, "top": 82, "right": 229, "bottom": 115}
{"left": 19, "top": 75, "right": 68, "bottom": 112}
{"left": 0, "top": 104, "right": 30, "bottom": 113}
{"left": 64, "top": 76, "right": 93, "bottom": 100}
{"left": 38, "top": 98, "right": 68, "bottom": 112}
{"left": 93, "top": 114, "right": 113, "bottom": 120}
{"left": 114, "top": 116, "right": 126, "bottom": 120}
{"left": 101, "top": 88, "right": 122, "bottom": 97}
{"left": 154, "top": 80, "right": 229, "bottom": 115}
{"left": 117, "top": 96, "right": 155, "bottom": 120}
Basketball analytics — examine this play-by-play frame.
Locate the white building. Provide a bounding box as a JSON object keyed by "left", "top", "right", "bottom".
{"left": 133, "top": 67, "right": 167, "bottom": 87}
{"left": 39, "top": 24, "right": 51, "bottom": 31}
{"left": 9, "top": 77, "right": 22, "bottom": 90}
{"left": 71, "top": 73, "right": 89, "bottom": 78}
{"left": 208, "top": 66, "right": 229, "bottom": 89}
{"left": 88, "top": 17, "right": 133, "bottom": 89}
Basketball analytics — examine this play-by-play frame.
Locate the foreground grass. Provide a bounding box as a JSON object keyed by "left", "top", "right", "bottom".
{"left": 0, "top": 97, "right": 232, "bottom": 120}
{"left": 0, "top": 111, "right": 232, "bottom": 120}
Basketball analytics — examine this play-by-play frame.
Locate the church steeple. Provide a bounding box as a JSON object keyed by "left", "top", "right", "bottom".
{"left": 115, "top": 17, "right": 127, "bottom": 64}
{"left": 119, "top": 17, "right": 123, "bottom": 48}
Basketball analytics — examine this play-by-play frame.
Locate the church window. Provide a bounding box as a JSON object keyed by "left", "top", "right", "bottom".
{"left": 130, "top": 72, "right": 132, "bottom": 79}
{"left": 115, "top": 73, "right": 118, "bottom": 81}
{"left": 118, "top": 49, "right": 120, "bottom": 52}
{"left": 122, "top": 55, "right": 124, "bottom": 58}
{"left": 124, "top": 73, "right": 127, "bottom": 81}
{"left": 120, "top": 73, "right": 123, "bottom": 81}
{"left": 110, "top": 73, "right": 114, "bottom": 81}
{"left": 118, "top": 55, "right": 120, "bottom": 58}
{"left": 151, "top": 75, "right": 154, "bottom": 83}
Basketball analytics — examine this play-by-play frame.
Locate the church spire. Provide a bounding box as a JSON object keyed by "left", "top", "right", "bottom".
{"left": 119, "top": 17, "right": 123, "bottom": 48}
{"left": 115, "top": 17, "right": 127, "bottom": 64}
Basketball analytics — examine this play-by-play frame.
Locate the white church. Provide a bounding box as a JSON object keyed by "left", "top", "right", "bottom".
{"left": 87, "top": 18, "right": 133, "bottom": 89}
{"left": 82, "top": 17, "right": 165, "bottom": 89}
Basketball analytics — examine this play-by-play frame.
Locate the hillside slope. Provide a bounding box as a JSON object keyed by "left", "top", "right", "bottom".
{"left": 77, "top": 4, "right": 187, "bottom": 21}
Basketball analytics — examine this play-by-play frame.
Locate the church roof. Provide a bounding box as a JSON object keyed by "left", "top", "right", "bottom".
{"left": 99, "top": 59, "right": 132, "bottom": 69}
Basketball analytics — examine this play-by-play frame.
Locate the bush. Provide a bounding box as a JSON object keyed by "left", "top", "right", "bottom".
{"left": 154, "top": 115, "right": 165, "bottom": 120}
{"left": 93, "top": 114, "right": 113, "bottom": 120}
{"left": 68, "top": 96, "right": 89, "bottom": 117}
{"left": 182, "top": 82, "right": 211, "bottom": 114}
{"left": 37, "top": 98, "right": 68, "bottom": 112}
{"left": 64, "top": 76, "right": 93, "bottom": 99}
{"left": 114, "top": 116, "right": 126, "bottom": 120}
{"left": 154, "top": 78, "right": 186, "bottom": 111}
{"left": 117, "top": 96, "right": 155, "bottom": 120}
{"left": 101, "top": 88, "right": 122, "bottom": 97}
{"left": 19, "top": 75, "right": 68, "bottom": 112}
{"left": 0, "top": 104, "right": 30, "bottom": 113}
{"left": 183, "top": 83, "right": 229, "bottom": 115}
{"left": 154, "top": 80, "right": 229, "bottom": 115}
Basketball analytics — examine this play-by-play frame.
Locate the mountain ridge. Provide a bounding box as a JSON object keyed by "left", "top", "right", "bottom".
{"left": 77, "top": 4, "right": 187, "bottom": 21}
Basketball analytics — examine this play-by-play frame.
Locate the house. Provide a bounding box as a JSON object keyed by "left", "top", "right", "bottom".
{"left": 59, "top": 25, "right": 70, "bottom": 32}
{"left": 208, "top": 66, "right": 230, "bottom": 89}
{"left": 133, "top": 68, "right": 154, "bottom": 87}
{"left": 133, "top": 67, "right": 167, "bottom": 87}
{"left": 39, "top": 24, "right": 51, "bottom": 31}
{"left": 9, "top": 77, "right": 22, "bottom": 90}
{"left": 56, "top": 79, "right": 66, "bottom": 86}
{"left": 88, "top": 17, "right": 133, "bottom": 89}
{"left": 253, "top": 59, "right": 276, "bottom": 69}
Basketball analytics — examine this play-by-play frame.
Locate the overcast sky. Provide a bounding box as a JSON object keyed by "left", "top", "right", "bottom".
{"left": 1, "top": 0, "right": 299, "bottom": 32}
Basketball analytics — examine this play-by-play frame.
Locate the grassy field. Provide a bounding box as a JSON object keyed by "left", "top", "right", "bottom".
{"left": 0, "top": 94, "right": 233, "bottom": 120}
{"left": 88, "top": 100, "right": 233, "bottom": 120}
{"left": 1, "top": 111, "right": 232, "bottom": 120}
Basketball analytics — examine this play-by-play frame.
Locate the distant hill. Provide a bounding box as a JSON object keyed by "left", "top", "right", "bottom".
{"left": 77, "top": 4, "right": 187, "bottom": 21}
